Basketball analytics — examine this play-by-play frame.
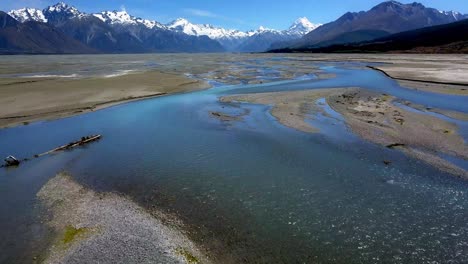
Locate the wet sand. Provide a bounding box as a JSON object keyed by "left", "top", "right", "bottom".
{"left": 221, "top": 88, "right": 349, "bottom": 133}
{"left": 222, "top": 88, "right": 468, "bottom": 178}
{"left": 37, "top": 173, "right": 209, "bottom": 264}
{"left": 368, "top": 66, "right": 468, "bottom": 96}
{"left": 328, "top": 89, "right": 468, "bottom": 178}
{"left": 292, "top": 54, "right": 468, "bottom": 95}
{"left": 0, "top": 70, "right": 210, "bottom": 128}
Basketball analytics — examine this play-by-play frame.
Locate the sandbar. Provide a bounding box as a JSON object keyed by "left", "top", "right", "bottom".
{"left": 37, "top": 173, "right": 210, "bottom": 264}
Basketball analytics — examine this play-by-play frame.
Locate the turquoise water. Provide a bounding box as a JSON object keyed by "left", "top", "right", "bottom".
{"left": 1, "top": 60, "right": 467, "bottom": 263}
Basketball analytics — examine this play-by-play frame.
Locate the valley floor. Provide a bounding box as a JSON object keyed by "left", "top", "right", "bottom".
{"left": 0, "top": 54, "right": 466, "bottom": 129}
{"left": 1, "top": 53, "right": 468, "bottom": 264}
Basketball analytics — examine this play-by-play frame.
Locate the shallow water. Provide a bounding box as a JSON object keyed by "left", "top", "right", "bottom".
{"left": 0, "top": 55, "right": 467, "bottom": 263}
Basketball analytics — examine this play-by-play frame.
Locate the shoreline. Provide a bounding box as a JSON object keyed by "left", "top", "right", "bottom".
{"left": 0, "top": 70, "right": 211, "bottom": 129}
{"left": 0, "top": 92, "right": 167, "bottom": 128}
{"left": 367, "top": 66, "right": 468, "bottom": 96}
{"left": 37, "top": 173, "right": 210, "bottom": 264}
{"left": 221, "top": 88, "right": 468, "bottom": 179}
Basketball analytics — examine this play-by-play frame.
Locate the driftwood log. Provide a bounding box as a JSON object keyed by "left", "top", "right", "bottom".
{"left": 2, "top": 135, "right": 101, "bottom": 168}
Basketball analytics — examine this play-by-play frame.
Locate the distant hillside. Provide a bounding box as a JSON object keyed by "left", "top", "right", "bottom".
{"left": 0, "top": 11, "right": 95, "bottom": 54}
{"left": 312, "top": 30, "right": 390, "bottom": 48}
{"left": 270, "top": 19, "right": 468, "bottom": 54}
{"left": 273, "top": 1, "right": 468, "bottom": 51}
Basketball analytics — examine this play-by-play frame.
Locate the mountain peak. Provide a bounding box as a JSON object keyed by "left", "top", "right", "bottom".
{"left": 372, "top": 1, "right": 427, "bottom": 11}
{"left": 47, "top": 2, "right": 75, "bottom": 12}
{"left": 44, "top": 1, "right": 84, "bottom": 20}
{"left": 381, "top": 1, "right": 404, "bottom": 6}
{"left": 170, "top": 18, "right": 190, "bottom": 26}
{"left": 293, "top": 17, "right": 312, "bottom": 26}
{"left": 288, "top": 17, "right": 321, "bottom": 36}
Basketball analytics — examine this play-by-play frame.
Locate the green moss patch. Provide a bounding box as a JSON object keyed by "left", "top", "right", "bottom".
{"left": 62, "top": 225, "right": 89, "bottom": 244}
{"left": 176, "top": 248, "right": 200, "bottom": 263}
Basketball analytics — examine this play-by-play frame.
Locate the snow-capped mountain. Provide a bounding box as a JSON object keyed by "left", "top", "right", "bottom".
{"left": 286, "top": 17, "right": 321, "bottom": 36}
{"left": 167, "top": 18, "right": 249, "bottom": 40}
{"left": 7, "top": 8, "right": 47, "bottom": 23}
{"left": 167, "top": 17, "right": 320, "bottom": 40}
{"left": 93, "top": 11, "right": 165, "bottom": 29}
{"left": 439, "top": 10, "right": 467, "bottom": 21}
{"left": 166, "top": 17, "right": 321, "bottom": 51}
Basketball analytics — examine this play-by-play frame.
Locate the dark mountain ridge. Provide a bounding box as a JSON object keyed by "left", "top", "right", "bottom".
{"left": 272, "top": 1, "right": 468, "bottom": 50}
{"left": 270, "top": 19, "right": 468, "bottom": 54}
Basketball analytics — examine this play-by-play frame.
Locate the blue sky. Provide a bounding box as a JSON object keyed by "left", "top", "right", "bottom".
{"left": 2, "top": 0, "right": 468, "bottom": 31}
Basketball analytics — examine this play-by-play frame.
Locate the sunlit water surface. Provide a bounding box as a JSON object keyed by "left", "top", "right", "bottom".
{"left": 0, "top": 55, "right": 467, "bottom": 264}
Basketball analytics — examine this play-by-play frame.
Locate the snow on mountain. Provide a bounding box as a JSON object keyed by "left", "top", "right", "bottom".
{"left": 286, "top": 17, "right": 321, "bottom": 36}
{"left": 438, "top": 10, "right": 467, "bottom": 21}
{"left": 135, "top": 18, "right": 165, "bottom": 29}
{"left": 8, "top": 2, "right": 321, "bottom": 39}
{"left": 8, "top": 8, "right": 47, "bottom": 23}
{"left": 93, "top": 11, "right": 165, "bottom": 29}
{"left": 93, "top": 11, "right": 137, "bottom": 25}
{"left": 255, "top": 26, "right": 281, "bottom": 34}
{"left": 167, "top": 18, "right": 248, "bottom": 40}
{"left": 166, "top": 17, "right": 320, "bottom": 41}
{"left": 8, "top": 2, "right": 164, "bottom": 29}
{"left": 7, "top": 2, "right": 322, "bottom": 52}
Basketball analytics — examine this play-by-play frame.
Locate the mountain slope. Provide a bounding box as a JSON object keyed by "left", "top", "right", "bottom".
{"left": 237, "top": 28, "right": 295, "bottom": 52}
{"left": 313, "top": 29, "right": 390, "bottom": 47}
{"left": 291, "top": 1, "right": 468, "bottom": 49}
{"left": 0, "top": 11, "right": 95, "bottom": 54}
{"left": 53, "top": 15, "right": 146, "bottom": 53}
{"left": 272, "top": 19, "right": 468, "bottom": 54}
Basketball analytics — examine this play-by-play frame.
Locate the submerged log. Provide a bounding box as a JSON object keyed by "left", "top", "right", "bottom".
{"left": 2, "top": 135, "right": 101, "bottom": 168}
{"left": 36, "top": 135, "right": 102, "bottom": 157}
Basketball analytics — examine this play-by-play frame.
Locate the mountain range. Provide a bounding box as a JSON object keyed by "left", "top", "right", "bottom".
{"left": 166, "top": 17, "right": 320, "bottom": 52}
{"left": 3, "top": 2, "right": 319, "bottom": 54}
{"left": 1, "top": 1, "right": 467, "bottom": 54}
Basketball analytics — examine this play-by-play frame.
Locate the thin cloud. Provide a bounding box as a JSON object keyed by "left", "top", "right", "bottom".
{"left": 183, "top": 8, "right": 219, "bottom": 18}
{"left": 182, "top": 8, "right": 249, "bottom": 26}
